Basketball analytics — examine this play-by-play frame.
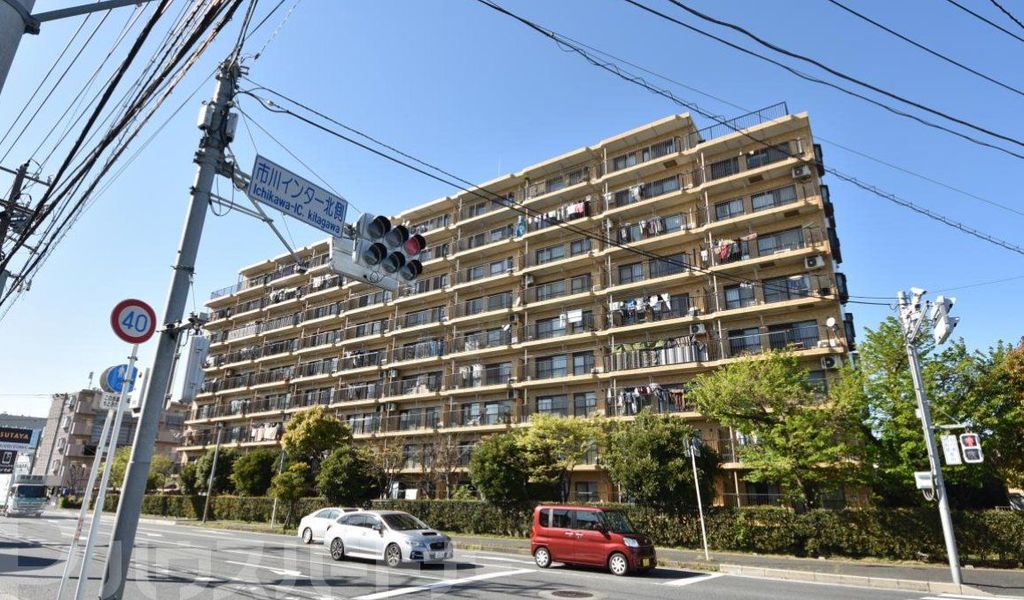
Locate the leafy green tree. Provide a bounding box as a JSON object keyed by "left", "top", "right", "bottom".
{"left": 109, "top": 447, "right": 174, "bottom": 492}
{"left": 366, "top": 440, "right": 404, "bottom": 499}
{"left": 520, "top": 414, "right": 603, "bottom": 502}
{"left": 602, "top": 411, "right": 719, "bottom": 513}
{"left": 469, "top": 432, "right": 531, "bottom": 507}
{"left": 281, "top": 406, "right": 351, "bottom": 473}
{"left": 316, "top": 447, "right": 377, "bottom": 506}
{"left": 230, "top": 449, "right": 279, "bottom": 496}
{"left": 692, "top": 351, "right": 870, "bottom": 509}
{"left": 270, "top": 462, "right": 311, "bottom": 526}
{"left": 193, "top": 447, "right": 239, "bottom": 495}
{"left": 179, "top": 462, "right": 199, "bottom": 495}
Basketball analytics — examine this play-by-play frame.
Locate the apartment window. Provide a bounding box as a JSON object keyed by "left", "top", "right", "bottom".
{"left": 466, "top": 265, "right": 485, "bottom": 281}
{"left": 463, "top": 297, "right": 485, "bottom": 316}
{"left": 537, "top": 395, "right": 569, "bottom": 417}
{"left": 487, "top": 291, "right": 512, "bottom": 311}
{"left": 534, "top": 316, "right": 565, "bottom": 340}
{"left": 458, "top": 441, "right": 475, "bottom": 465}
{"left": 763, "top": 274, "right": 811, "bottom": 303}
{"left": 724, "top": 284, "right": 756, "bottom": 309}
{"left": 729, "top": 327, "right": 762, "bottom": 355}
{"left": 573, "top": 351, "right": 595, "bottom": 375}
{"left": 353, "top": 319, "right": 386, "bottom": 337}
{"left": 570, "top": 274, "right": 592, "bottom": 294}
{"left": 618, "top": 262, "right": 644, "bottom": 284}
{"left": 490, "top": 224, "right": 513, "bottom": 242}
{"left": 483, "top": 401, "right": 511, "bottom": 425}
{"left": 768, "top": 320, "right": 819, "bottom": 350}
{"left": 535, "top": 244, "right": 566, "bottom": 265}
{"left": 612, "top": 152, "right": 638, "bottom": 171}
{"left": 643, "top": 138, "right": 676, "bottom": 161}
{"left": 399, "top": 408, "right": 422, "bottom": 431}
{"left": 649, "top": 252, "right": 686, "bottom": 278}
{"left": 466, "top": 201, "right": 487, "bottom": 217}
{"left": 751, "top": 185, "right": 797, "bottom": 212}
{"left": 402, "top": 445, "right": 419, "bottom": 469}
{"left": 536, "top": 354, "right": 568, "bottom": 379}
{"left": 641, "top": 175, "right": 680, "bottom": 199}
{"left": 545, "top": 176, "right": 566, "bottom": 194}
{"left": 715, "top": 198, "right": 745, "bottom": 221}
{"left": 663, "top": 214, "right": 684, "bottom": 233}
{"left": 465, "top": 231, "right": 487, "bottom": 249}
{"left": 757, "top": 228, "right": 805, "bottom": 256}
{"left": 612, "top": 188, "right": 632, "bottom": 207}
{"left": 746, "top": 143, "right": 790, "bottom": 169}
{"left": 535, "top": 280, "right": 566, "bottom": 301}
{"left": 489, "top": 257, "right": 512, "bottom": 275}
{"left": 574, "top": 392, "right": 597, "bottom": 416}
{"left": 575, "top": 481, "right": 599, "bottom": 502}
{"left": 709, "top": 156, "right": 740, "bottom": 180}
{"left": 570, "top": 238, "right": 592, "bottom": 256}
{"left": 807, "top": 370, "right": 829, "bottom": 395}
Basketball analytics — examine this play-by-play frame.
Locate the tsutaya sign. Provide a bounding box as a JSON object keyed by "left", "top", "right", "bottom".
{"left": 0, "top": 426, "right": 35, "bottom": 451}
{"left": 247, "top": 154, "right": 348, "bottom": 237}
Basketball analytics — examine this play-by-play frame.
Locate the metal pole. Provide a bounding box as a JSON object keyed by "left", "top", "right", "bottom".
{"left": 201, "top": 424, "right": 223, "bottom": 523}
{"left": 75, "top": 349, "right": 138, "bottom": 600}
{"left": 690, "top": 440, "right": 710, "bottom": 561}
{"left": 0, "top": 0, "right": 35, "bottom": 97}
{"left": 906, "top": 341, "right": 962, "bottom": 586}
{"left": 56, "top": 400, "right": 116, "bottom": 599}
{"left": 269, "top": 448, "right": 285, "bottom": 527}
{"left": 99, "top": 59, "right": 238, "bottom": 600}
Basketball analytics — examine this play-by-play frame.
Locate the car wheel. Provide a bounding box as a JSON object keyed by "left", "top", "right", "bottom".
{"left": 301, "top": 527, "right": 313, "bottom": 544}
{"left": 534, "top": 547, "right": 551, "bottom": 568}
{"left": 384, "top": 543, "right": 402, "bottom": 568}
{"left": 329, "top": 538, "right": 345, "bottom": 561}
{"left": 608, "top": 552, "right": 629, "bottom": 576}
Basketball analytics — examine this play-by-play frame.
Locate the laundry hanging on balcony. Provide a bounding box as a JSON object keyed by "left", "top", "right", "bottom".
{"left": 606, "top": 383, "right": 691, "bottom": 416}
{"left": 608, "top": 335, "right": 708, "bottom": 370}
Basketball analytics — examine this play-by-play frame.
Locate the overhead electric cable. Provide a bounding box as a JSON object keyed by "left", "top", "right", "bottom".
{"left": 988, "top": 0, "right": 1024, "bottom": 31}
{"left": 943, "top": 0, "right": 1024, "bottom": 43}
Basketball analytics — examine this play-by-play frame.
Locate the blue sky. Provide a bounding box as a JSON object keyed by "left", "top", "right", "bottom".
{"left": 2, "top": 0, "right": 1022, "bottom": 417}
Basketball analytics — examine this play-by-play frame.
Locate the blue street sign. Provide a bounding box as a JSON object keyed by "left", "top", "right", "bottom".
{"left": 100, "top": 364, "right": 138, "bottom": 395}
{"left": 247, "top": 155, "right": 348, "bottom": 237}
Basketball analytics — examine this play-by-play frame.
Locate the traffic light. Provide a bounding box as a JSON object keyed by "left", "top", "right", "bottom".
{"left": 959, "top": 432, "right": 984, "bottom": 464}
{"left": 929, "top": 295, "right": 959, "bottom": 345}
{"left": 329, "top": 213, "right": 428, "bottom": 292}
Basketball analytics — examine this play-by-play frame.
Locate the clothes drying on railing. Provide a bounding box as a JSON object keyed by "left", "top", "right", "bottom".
{"left": 609, "top": 293, "right": 673, "bottom": 318}
{"left": 608, "top": 335, "right": 708, "bottom": 371}
{"left": 607, "top": 383, "right": 691, "bottom": 416}
{"left": 526, "top": 198, "right": 591, "bottom": 230}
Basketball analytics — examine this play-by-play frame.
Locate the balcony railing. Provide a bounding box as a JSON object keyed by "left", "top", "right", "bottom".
{"left": 700, "top": 226, "right": 824, "bottom": 268}
{"left": 453, "top": 292, "right": 513, "bottom": 318}
{"left": 382, "top": 373, "right": 443, "bottom": 397}
{"left": 523, "top": 313, "right": 596, "bottom": 342}
{"left": 449, "top": 329, "right": 514, "bottom": 353}
{"left": 340, "top": 289, "right": 392, "bottom": 312}
{"left": 604, "top": 338, "right": 717, "bottom": 372}
{"left": 455, "top": 256, "right": 520, "bottom": 285}
{"left": 448, "top": 365, "right": 513, "bottom": 390}
{"left": 336, "top": 382, "right": 382, "bottom": 402}
{"left": 295, "top": 358, "right": 338, "bottom": 378}
{"left": 607, "top": 294, "right": 708, "bottom": 328}
{"left": 604, "top": 136, "right": 683, "bottom": 175}
{"left": 526, "top": 164, "right": 592, "bottom": 200}
{"left": 399, "top": 306, "right": 448, "bottom": 329}
{"left": 688, "top": 102, "right": 789, "bottom": 148}
{"left": 390, "top": 340, "right": 446, "bottom": 363}
{"left": 340, "top": 351, "right": 386, "bottom": 371}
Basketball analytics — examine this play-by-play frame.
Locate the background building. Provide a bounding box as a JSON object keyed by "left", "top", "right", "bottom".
{"left": 181, "top": 107, "right": 853, "bottom": 504}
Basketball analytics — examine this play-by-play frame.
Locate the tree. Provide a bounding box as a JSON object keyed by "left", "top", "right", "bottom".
{"left": 469, "top": 432, "right": 531, "bottom": 507}
{"left": 519, "top": 414, "right": 603, "bottom": 502}
{"left": 109, "top": 447, "right": 174, "bottom": 492}
{"left": 602, "top": 411, "right": 719, "bottom": 513}
{"left": 270, "top": 462, "right": 311, "bottom": 526}
{"left": 179, "top": 462, "right": 199, "bottom": 495}
{"left": 421, "top": 430, "right": 469, "bottom": 499}
{"left": 281, "top": 406, "right": 351, "bottom": 474}
{"left": 230, "top": 449, "right": 279, "bottom": 496}
{"left": 692, "top": 351, "right": 870, "bottom": 509}
{"left": 366, "top": 440, "right": 405, "bottom": 499}
{"left": 193, "top": 447, "right": 239, "bottom": 495}
{"left": 316, "top": 447, "right": 377, "bottom": 505}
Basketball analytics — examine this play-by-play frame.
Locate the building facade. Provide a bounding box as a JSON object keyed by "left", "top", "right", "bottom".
{"left": 181, "top": 106, "right": 854, "bottom": 505}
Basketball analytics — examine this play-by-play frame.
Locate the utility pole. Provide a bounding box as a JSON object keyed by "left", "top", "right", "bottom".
{"left": 0, "top": 0, "right": 34, "bottom": 96}
{"left": 0, "top": 161, "right": 29, "bottom": 297}
{"left": 98, "top": 57, "right": 239, "bottom": 600}
{"left": 897, "top": 288, "right": 962, "bottom": 587}
{"left": 201, "top": 423, "right": 223, "bottom": 523}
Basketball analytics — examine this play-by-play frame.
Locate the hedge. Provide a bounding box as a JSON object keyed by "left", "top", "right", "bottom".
{"left": 58, "top": 495, "right": 1024, "bottom": 564}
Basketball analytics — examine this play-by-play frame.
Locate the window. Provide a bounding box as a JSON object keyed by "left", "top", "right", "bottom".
{"left": 548, "top": 508, "right": 572, "bottom": 529}
{"left": 752, "top": 185, "right": 797, "bottom": 212}
{"left": 536, "top": 355, "right": 567, "bottom": 379}
{"left": 574, "top": 392, "right": 597, "bottom": 416}
{"left": 573, "top": 351, "right": 595, "bottom": 375}
{"left": 489, "top": 257, "right": 512, "bottom": 275}
{"left": 663, "top": 214, "right": 684, "bottom": 233}
{"left": 618, "top": 262, "right": 644, "bottom": 284}
{"left": 709, "top": 156, "right": 740, "bottom": 179}
{"left": 570, "top": 238, "right": 591, "bottom": 256}
{"left": 534, "top": 316, "right": 565, "bottom": 340}
{"left": 763, "top": 274, "right": 811, "bottom": 303}
{"left": 729, "top": 327, "right": 762, "bottom": 355}
{"left": 575, "top": 484, "right": 600, "bottom": 503}
{"left": 537, "top": 395, "right": 569, "bottom": 416}
{"left": 535, "top": 280, "right": 566, "bottom": 301}
{"left": 466, "top": 265, "right": 485, "bottom": 281}
{"left": 466, "top": 201, "right": 487, "bottom": 217}
{"left": 487, "top": 291, "right": 512, "bottom": 311}
{"left": 535, "top": 244, "right": 566, "bottom": 265}
{"left": 402, "top": 444, "right": 419, "bottom": 468}
{"left": 463, "top": 297, "right": 485, "bottom": 316}
{"left": 650, "top": 252, "right": 686, "bottom": 278}
{"left": 807, "top": 370, "right": 828, "bottom": 395}
{"left": 746, "top": 143, "right": 789, "bottom": 169}
{"left": 641, "top": 175, "right": 680, "bottom": 199}
{"left": 715, "top": 198, "right": 745, "bottom": 221}
{"left": 643, "top": 138, "right": 676, "bottom": 161}
{"left": 612, "top": 152, "right": 638, "bottom": 172}
{"left": 724, "top": 284, "right": 756, "bottom": 309}
{"left": 545, "top": 176, "right": 566, "bottom": 194}
{"left": 758, "top": 228, "right": 805, "bottom": 256}
{"left": 483, "top": 401, "right": 511, "bottom": 425}
{"left": 489, "top": 224, "right": 513, "bottom": 243}
{"left": 571, "top": 274, "right": 592, "bottom": 294}
{"left": 768, "top": 320, "right": 819, "bottom": 349}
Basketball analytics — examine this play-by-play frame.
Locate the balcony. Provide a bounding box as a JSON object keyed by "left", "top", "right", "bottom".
{"left": 522, "top": 313, "right": 596, "bottom": 342}
{"left": 607, "top": 294, "right": 708, "bottom": 329}
{"left": 725, "top": 322, "right": 830, "bottom": 358}
{"left": 389, "top": 340, "right": 446, "bottom": 364}
{"left": 397, "top": 306, "right": 448, "bottom": 330}
{"left": 297, "top": 329, "right": 342, "bottom": 352}
{"left": 604, "top": 338, "right": 717, "bottom": 373}
{"left": 452, "top": 291, "right": 513, "bottom": 319}
{"left": 449, "top": 329, "right": 513, "bottom": 354}
{"left": 522, "top": 274, "right": 594, "bottom": 305}
{"left": 382, "top": 373, "right": 443, "bottom": 398}
{"left": 701, "top": 226, "right": 824, "bottom": 269}
{"left": 604, "top": 385, "right": 698, "bottom": 417}
{"left": 523, "top": 198, "right": 593, "bottom": 235}
{"left": 525, "top": 163, "right": 592, "bottom": 202}
{"left": 294, "top": 357, "right": 338, "bottom": 379}
{"left": 336, "top": 382, "right": 382, "bottom": 403}
{"left": 608, "top": 251, "right": 698, "bottom": 288}
{"left": 447, "top": 365, "right": 513, "bottom": 391}
{"left": 339, "top": 289, "right": 393, "bottom": 313}
{"left": 603, "top": 136, "right": 684, "bottom": 177}
{"left": 454, "top": 256, "right": 519, "bottom": 287}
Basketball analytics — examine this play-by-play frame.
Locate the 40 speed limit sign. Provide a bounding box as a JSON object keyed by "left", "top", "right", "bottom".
{"left": 110, "top": 298, "right": 157, "bottom": 344}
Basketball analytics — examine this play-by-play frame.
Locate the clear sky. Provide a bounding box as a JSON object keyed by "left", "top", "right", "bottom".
{"left": 2, "top": 0, "right": 1022, "bottom": 417}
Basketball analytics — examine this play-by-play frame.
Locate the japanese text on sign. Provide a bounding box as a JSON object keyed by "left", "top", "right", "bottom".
{"left": 247, "top": 155, "right": 348, "bottom": 237}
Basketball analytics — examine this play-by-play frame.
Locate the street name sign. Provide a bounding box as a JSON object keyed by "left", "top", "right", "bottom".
{"left": 248, "top": 155, "right": 347, "bottom": 237}
{"left": 110, "top": 298, "right": 156, "bottom": 344}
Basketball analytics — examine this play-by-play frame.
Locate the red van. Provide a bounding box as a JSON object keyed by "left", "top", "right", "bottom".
{"left": 530, "top": 505, "right": 656, "bottom": 576}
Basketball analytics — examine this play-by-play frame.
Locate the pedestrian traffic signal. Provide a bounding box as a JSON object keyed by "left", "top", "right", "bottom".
{"left": 929, "top": 295, "right": 959, "bottom": 345}
{"left": 959, "top": 433, "right": 984, "bottom": 464}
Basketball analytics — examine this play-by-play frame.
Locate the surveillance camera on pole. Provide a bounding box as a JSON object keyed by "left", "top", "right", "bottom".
{"left": 331, "top": 213, "right": 428, "bottom": 291}
{"left": 929, "top": 295, "right": 959, "bottom": 345}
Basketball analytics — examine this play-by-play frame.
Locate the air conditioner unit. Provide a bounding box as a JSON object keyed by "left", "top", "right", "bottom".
{"left": 687, "top": 306, "right": 701, "bottom": 317}
{"left": 792, "top": 165, "right": 813, "bottom": 179}
{"left": 821, "top": 356, "right": 843, "bottom": 370}
{"left": 816, "top": 340, "right": 831, "bottom": 349}
{"left": 689, "top": 323, "right": 707, "bottom": 335}
{"left": 805, "top": 255, "right": 825, "bottom": 269}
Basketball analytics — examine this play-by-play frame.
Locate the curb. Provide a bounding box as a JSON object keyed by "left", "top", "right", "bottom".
{"left": 719, "top": 564, "right": 993, "bottom": 596}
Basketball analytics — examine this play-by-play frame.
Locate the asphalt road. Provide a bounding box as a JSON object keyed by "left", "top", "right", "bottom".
{"left": 0, "top": 511, "right": 1007, "bottom": 600}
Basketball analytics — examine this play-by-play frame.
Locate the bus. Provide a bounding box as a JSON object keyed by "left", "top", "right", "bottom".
{"left": 3, "top": 475, "right": 49, "bottom": 517}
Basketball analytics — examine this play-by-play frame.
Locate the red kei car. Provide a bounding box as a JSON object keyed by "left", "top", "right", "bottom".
{"left": 530, "top": 505, "right": 656, "bottom": 576}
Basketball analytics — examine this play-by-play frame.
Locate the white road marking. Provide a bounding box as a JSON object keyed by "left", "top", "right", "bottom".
{"left": 140, "top": 532, "right": 163, "bottom": 537}
{"left": 352, "top": 568, "right": 534, "bottom": 600}
{"left": 937, "top": 595, "right": 1014, "bottom": 600}
{"left": 664, "top": 572, "right": 724, "bottom": 586}
{"left": 224, "top": 559, "right": 307, "bottom": 578}
{"left": 469, "top": 554, "right": 537, "bottom": 565}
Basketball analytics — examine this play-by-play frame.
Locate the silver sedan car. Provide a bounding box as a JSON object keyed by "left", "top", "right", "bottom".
{"left": 297, "top": 507, "right": 359, "bottom": 544}
{"left": 325, "top": 510, "right": 453, "bottom": 567}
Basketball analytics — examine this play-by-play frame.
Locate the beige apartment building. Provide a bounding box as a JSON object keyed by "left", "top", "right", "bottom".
{"left": 181, "top": 105, "right": 854, "bottom": 506}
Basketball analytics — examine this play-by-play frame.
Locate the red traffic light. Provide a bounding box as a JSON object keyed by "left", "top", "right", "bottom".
{"left": 961, "top": 434, "right": 978, "bottom": 447}
{"left": 403, "top": 233, "right": 426, "bottom": 257}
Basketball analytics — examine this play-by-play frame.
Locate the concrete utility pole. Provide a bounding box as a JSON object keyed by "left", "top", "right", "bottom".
{"left": 98, "top": 58, "right": 239, "bottom": 600}
{"left": 0, "top": 160, "right": 29, "bottom": 297}
{"left": 897, "top": 289, "right": 962, "bottom": 587}
{"left": 0, "top": 0, "right": 34, "bottom": 96}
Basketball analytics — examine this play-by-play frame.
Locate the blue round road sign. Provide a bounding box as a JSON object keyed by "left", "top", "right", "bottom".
{"left": 100, "top": 364, "right": 138, "bottom": 395}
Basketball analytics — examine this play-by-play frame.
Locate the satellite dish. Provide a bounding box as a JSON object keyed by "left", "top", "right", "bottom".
{"left": 826, "top": 317, "right": 837, "bottom": 329}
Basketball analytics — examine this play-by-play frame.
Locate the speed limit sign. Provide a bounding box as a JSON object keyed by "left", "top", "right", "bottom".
{"left": 110, "top": 299, "right": 157, "bottom": 344}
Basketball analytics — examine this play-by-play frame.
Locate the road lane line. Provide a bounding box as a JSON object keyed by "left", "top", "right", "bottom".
{"left": 352, "top": 568, "right": 533, "bottom": 600}
{"left": 469, "top": 554, "right": 537, "bottom": 565}
{"left": 664, "top": 572, "right": 724, "bottom": 586}
{"left": 224, "top": 559, "right": 307, "bottom": 578}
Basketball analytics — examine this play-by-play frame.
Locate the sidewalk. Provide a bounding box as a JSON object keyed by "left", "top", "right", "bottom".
{"left": 451, "top": 534, "right": 1024, "bottom": 597}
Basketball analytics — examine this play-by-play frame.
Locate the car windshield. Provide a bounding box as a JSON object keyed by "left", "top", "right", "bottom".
{"left": 602, "top": 510, "right": 637, "bottom": 534}
{"left": 14, "top": 485, "right": 47, "bottom": 499}
{"left": 382, "top": 513, "right": 428, "bottom": 531}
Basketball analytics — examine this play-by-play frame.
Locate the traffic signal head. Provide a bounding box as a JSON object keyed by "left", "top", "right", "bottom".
{"left": 959, "top": 432, "right": 984, "bottom": 464}
{"left": 930, "top": 295, "right": 959, "bottom": 345}
{"left": 357, "top": 213, "right": 391, "bottom": 240}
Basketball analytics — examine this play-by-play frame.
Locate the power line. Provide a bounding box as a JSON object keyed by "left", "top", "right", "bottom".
{"left": 472, "top": 0, "right": 1024, "bottom": 257}
{"left": 826, "top": 0, "right": 1024, "bottom": 98}
{"left": 988, "top": 0, "right": 1024, "bottom": 31}
{"left": 944, "top": 0, "right": 1024, "bottom": 43}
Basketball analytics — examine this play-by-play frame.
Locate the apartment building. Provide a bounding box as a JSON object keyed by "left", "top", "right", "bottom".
{"left": 182, "top": 104, "right": 854, "bottom": 506}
